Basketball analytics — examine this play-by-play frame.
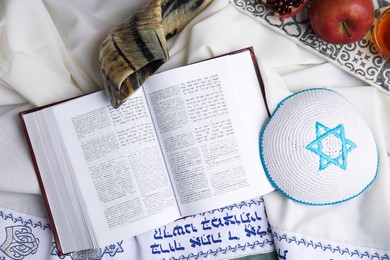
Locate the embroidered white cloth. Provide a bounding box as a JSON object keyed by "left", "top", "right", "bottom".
{"left": 0, "top": 198, "right": 275, "bottom": 259}
{"left": 0, "top": 0, "right": 389, "bottom": 259}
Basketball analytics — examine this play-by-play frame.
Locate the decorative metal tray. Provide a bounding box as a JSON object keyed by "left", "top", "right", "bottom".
{"left": 233, "top": 0, "right": 390, "bottom": 92}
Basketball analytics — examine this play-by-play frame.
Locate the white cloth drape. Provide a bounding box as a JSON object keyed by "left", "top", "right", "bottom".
{"left": 0, "top": 0, "right": 389, "bottom": 257}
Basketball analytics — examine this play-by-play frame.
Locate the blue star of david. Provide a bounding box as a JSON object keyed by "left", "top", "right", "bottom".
{"left": 306, "top": 122, "right": 357, "bottom": 171}
{"left": 103, "top": 241, "right": 124, "bottom": 257}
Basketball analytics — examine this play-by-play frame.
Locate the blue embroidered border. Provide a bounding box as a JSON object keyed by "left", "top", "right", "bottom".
{"left": 273, "top": 232, "right": 390, "bottom": 259}
{"left": 167, "top": 239, "right": 274, "bottom": 260}
{"left": 0, "top": 209, "right": 50, "bottom": 231}
{"left": 192, "top": 198, "right": 265, "bottom": 218}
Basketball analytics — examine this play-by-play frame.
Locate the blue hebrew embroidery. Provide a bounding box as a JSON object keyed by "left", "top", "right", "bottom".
{"left": 0, "top": 225, "right": 39, "bottom": 260}
{"left": 278, "top": 248, "right": 288, "bottom": 260}
{"left": 157, "top": 197, "right": 275, "bottom": 260}
{"left": 306, "top": 122, "right": 357, "bottom": 171}
{"left": 102, "top": 241, "right": 124, "bottom": 257}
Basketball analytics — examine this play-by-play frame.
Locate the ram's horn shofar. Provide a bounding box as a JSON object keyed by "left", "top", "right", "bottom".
{"left": 99, "top": 0, "right": 213, "bottom": 108}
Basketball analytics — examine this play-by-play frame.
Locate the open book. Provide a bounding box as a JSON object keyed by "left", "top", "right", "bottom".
{"left": 20, "top": 48, "right": 274, "bottom": 254}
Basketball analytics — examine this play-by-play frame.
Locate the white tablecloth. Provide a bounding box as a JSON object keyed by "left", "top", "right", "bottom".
{"left": 0, "top": 0, "right": 389, "bottom": 259}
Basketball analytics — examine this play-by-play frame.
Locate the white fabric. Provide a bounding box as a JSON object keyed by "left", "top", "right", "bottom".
{"left": 0, "top": 0, "right": 389, "bottom": 258}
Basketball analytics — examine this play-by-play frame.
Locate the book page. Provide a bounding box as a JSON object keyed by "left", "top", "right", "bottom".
{"left": 144, "top": 50, "right": 274, "bottom": 216}
{"left": 51, "top": 90, "right": 180, "bottom": 247}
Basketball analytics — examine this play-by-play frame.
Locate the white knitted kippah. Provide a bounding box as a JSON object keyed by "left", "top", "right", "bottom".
{"left": 260, "top": 89, "right": 378, "bottom": 205}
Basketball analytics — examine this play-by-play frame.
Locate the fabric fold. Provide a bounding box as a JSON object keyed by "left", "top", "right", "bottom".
{"left": 0, "top": 0, "right": 389, "bottom": 258}
{"left": 0, "top": 103, "right": 40, "bottom": 195}
{"left": 0, "top": 0, "right": 87, "bottom": 106}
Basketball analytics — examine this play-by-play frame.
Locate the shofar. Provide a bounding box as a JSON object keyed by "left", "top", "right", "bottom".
{"left": 99, "top": 0, "right": 213, "bottom": 108}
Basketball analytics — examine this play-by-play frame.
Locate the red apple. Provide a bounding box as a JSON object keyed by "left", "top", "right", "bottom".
{"left": 309, "top": 0, "right": 374, "bottom": 44}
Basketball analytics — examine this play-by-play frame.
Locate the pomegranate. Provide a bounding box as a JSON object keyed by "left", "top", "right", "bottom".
{"left": 265, "top": 0, "right": 308, "bottom": 19}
